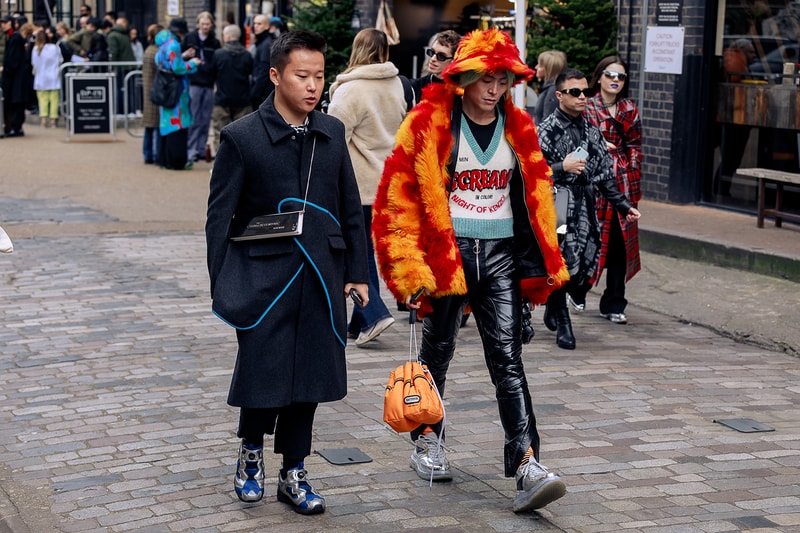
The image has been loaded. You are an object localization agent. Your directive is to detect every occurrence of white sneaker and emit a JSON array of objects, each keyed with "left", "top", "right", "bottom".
[
  {"left": 601, "top": 312, "right": 628, "bottom": 324},
  {"left": 566, "top": 293, "right": 585, "bottom": 312},
  {"left": 354, "top": 316, "right": 395, "bottom": 346},
  {"left": 0, "top": 226, "right": 13, "bottom": 253},
  {"left": 512, "top": 458, "right": 566, "bottom": 512},
  {"left": 410, "top": 432, "right": 451, "bottom": 481}
]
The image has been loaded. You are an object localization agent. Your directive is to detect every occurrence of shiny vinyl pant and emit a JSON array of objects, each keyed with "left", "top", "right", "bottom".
[{"left": 416, "top": 237, "right": 541, "bottom": 477}]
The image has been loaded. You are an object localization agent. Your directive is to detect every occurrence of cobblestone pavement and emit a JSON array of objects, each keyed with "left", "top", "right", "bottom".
[
  {"left": 1, "top": 231, "right": 799, "bottom": 533},
  {"left": 1, "top": 126, "right": 799, "bottom": 532}
]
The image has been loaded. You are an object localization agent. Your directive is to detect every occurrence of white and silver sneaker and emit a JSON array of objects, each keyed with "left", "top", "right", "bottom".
[
  {"left": 601, "top": 312, "right": 628, "bottom": 324},
  {"left": 566, "top": 293, "right": 585, "bottom": 312},
  {"left": 410, "top": 432, "right": 452, "bottom": 481},
  {"left": 512, "top": 458, "right": 566, "bottom": 513}
]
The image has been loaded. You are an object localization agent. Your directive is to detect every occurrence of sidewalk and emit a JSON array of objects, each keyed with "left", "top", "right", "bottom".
[{"left": 0, "top": 124, "right": 799, "bottom": 532}]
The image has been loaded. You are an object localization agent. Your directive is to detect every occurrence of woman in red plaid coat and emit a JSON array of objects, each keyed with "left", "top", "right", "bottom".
[{"left": 584, "top": 56, "right": 642, "bottom": 324}]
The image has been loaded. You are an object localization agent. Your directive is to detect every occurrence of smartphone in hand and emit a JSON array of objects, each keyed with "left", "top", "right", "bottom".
[
  {"left": 573, "top": 146, "right": 589, "bottom": 160},
  {"left": 349, "top": 288, "right": 364, "bottom": 308}
]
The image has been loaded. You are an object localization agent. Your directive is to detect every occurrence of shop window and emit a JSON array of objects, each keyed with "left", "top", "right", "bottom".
[{"left": 710, "top": 0, "right": 800, "bottom": 219}]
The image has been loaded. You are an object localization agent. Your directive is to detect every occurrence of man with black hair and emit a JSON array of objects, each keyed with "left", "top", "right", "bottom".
[
  {"left": 536, "top": 68, "right": 641, "bottom": 350},
  {"left": 373, "top": 28, "right": 569, "bottom": 513},
  {"left": 206, "top": 30, "right": 368, "bottom": 514}
]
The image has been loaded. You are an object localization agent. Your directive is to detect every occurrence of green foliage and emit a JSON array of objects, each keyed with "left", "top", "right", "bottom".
[
  {"left": 290, "top": 0, "right": 357, "bottom": 85},
  {"left": 528, "top": 0, "right": 618, "bottom": 78}
]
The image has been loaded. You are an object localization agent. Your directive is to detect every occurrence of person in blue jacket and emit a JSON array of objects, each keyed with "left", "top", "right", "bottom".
[{"left": 154, "top": 18, "right": 200, "bottom": 170}]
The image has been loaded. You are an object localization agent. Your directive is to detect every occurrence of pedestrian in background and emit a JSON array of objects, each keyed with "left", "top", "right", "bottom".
[
  {"left": 181, "top": 11, "right": 220, "bottom": 163},
  {"left": 107, "top": 17, "right": 134, "bottom": 114},
  {"left": 206, "top": 30, "right": 369, "bottom": 514},
  {"left": 409, "top": 30, "right": 460, "bottom": 103},
  {"left": 208, "top": 24, "right": 252, "bottom": 154},
  {"left": 584, "top": 56, "right": 642, "bottom": 325},
  {"left": 532, "top": 50, "right": 566, "bottom": 126},
  {"left": 328, "top": 28, "right": 409, "bottom": 346},
  {"left": 141, "top": 23, "right": 162, "bottom": 164},
  {"left": 54, "top": 22, "right": 73, "bottom": 63},
  {"left": 249, "top": 14, "right": 275, "bottom": 109},
  {"left": 30, "top": 29, "right": 61, "bottom": 128},
  {"left": 129, "top": 26, "right": 143, "bottom": 63},
  {"left": 2, "top": 16, "right": 31, "bottom": 137},
  {"left": 537, "top": 68, "right": 641, "bottom": 350},
  {"left": 155, "top": 18, "right": 200, "bottom": 170},
  {"left": 372, "top": 28, "right": 570, "bottom": 513}
]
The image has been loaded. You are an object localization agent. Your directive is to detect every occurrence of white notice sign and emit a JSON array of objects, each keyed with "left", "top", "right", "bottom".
[
  {"left": 645, "top": 26, "right": 685, "bottom": 74},
  {"left": 168, "top": 0, "right": 180, "bottom": 16}
]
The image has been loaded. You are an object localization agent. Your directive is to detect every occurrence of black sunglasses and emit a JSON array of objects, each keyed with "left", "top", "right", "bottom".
[
  {"left": 559, "top": 88, "right": 593, "bottom": 97},
  {"left": 425, "top": 48, "right": 453, "bottom": 62},
  {"left": 602, "top": 69, "right": 627, "bottom": 81}
]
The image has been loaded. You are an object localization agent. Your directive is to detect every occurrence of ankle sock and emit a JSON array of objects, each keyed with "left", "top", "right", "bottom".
[{"left": 519, "top": 447, "right": 534, "bottom": 468}]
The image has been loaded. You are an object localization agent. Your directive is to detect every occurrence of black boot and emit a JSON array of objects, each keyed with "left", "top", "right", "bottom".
[
  {"left": 543, "top": 303, "right": 557, "bottom": 332},
  {"left": 555, "top": 309, "right": 576, "bottom": 350}
]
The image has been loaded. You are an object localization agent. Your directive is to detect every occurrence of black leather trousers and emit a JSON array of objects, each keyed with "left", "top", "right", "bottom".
[{"left": 413, "top": 237, "right": 541, "bottom": 477}]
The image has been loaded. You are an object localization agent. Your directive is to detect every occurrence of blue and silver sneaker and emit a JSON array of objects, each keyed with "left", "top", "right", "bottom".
[
  {"left": 234, "top": 442, "right": 265, "bottom": 502},
  {"left": 277, "top": 462, "right": 326, "bottom": 515}
]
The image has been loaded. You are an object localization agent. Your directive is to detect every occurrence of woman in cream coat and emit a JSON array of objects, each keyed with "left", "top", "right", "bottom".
[{"left": 328, "top": 28, "right": 407, "bottom": 346}]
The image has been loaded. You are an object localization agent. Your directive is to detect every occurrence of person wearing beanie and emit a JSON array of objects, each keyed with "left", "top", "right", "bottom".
[{"left": 372, "top": 28, "right": 569, "bottom": 512}]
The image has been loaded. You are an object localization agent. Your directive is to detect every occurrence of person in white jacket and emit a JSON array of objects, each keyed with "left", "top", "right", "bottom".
[
  {"left": 327, "top": 28, "right": 408, "bottom": 346},
  {"left": 31, "top": 29, "right": 62, "bottom": 128}
]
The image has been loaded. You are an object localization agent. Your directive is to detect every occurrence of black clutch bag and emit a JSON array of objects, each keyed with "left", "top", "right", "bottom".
[{"left": 230, "top": 211, "right": 304, "bottom": 241}]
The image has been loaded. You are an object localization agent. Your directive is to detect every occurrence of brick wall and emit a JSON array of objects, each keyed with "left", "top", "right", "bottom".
[
  {"left": 617, "top": 0, "right": 711, "bottom": 203},
  {"left": 155, "top": 0, "right": 211, "bottom": 28}
]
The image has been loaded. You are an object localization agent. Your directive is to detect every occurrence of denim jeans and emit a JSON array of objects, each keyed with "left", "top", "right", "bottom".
[
  {"left": 348, "top": 205, "right": 392, "bottom": 336},
  {"left": 143, "top": 127, "right": 160, "bottom": 163},
  {"left": 187, "top": 85, "right": 214, "bottom": 159}
]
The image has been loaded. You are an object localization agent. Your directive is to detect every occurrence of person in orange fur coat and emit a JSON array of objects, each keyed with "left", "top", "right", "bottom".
[{"left": 372, "top": 28, "right": 569, "bottom": 512}]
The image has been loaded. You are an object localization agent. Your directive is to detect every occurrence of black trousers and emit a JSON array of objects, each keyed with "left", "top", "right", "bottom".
[
  {"left": 598, "top": 215, "right": 628, "bottom": 314},
  {"left": 412, "top": 237, "right": 540, "bottom": 477},
  {"left": 4, "top": 101, "right": 26, "bottom": 133},
  {"left": 159, "top": 129, "right": 188, "bottom": 170},
  {"left": 238, "top": 403, "right": 317, "bottom": 460}
]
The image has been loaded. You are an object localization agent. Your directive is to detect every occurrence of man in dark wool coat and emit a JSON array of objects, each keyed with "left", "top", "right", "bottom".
[{"left": 205, "top": 30, "right": 369, "bottom": 515}]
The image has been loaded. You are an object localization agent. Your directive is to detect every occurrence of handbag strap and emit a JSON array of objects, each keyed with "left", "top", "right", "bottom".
[{"left": 299, "top": 135, "right": 316, "bottom": 214}]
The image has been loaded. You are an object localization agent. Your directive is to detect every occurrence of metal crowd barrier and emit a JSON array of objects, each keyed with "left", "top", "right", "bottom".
[{"left": 58, "top": 61, "right": 144, "bottom": 137}]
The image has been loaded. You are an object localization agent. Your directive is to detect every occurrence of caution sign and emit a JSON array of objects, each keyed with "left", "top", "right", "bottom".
[
  {"left": 645, "top": 26, "right": 685, "bottom": 75},
  {"left": 67, "top": 73, "right": 115, "bottom": 136}
]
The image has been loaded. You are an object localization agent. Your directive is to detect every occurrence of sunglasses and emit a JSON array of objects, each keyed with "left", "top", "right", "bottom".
[
  {"left": 559, "top": 88, "right": 593, "bottom": 97},
  {"left": 425, "top": 48, "right": 453, "bottom": 62},
  {"left": 602, "top": 70, "right": 627, "bottom": 81}
]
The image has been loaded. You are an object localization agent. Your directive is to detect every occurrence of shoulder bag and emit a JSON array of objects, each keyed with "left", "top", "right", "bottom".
[{"left": 150, "top": 67, "right": 182, "bottom": 108}]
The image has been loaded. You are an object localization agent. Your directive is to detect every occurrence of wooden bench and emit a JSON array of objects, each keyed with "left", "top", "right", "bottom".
[{"left": 736, "top": 168, "right": 800, "bottom": 228}]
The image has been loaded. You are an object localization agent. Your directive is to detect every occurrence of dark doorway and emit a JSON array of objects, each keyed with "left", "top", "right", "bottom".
[{"left": 114, "top": 0, "right": 158, "bottom": 39}]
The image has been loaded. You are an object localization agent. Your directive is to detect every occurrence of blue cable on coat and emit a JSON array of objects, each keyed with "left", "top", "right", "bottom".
[{"left": 213, "top": 198, "right": 348, "bottom": 347}]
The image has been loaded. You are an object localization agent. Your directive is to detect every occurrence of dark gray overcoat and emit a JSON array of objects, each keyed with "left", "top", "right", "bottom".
[{"left": 206, "top": 94, "right": 369, "bottom": 408}]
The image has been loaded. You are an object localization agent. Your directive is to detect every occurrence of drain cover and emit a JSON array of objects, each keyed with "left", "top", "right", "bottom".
[
  {"left": 315, "top": 447, "right": 372, "bottom": 465},
  {"left": 713, "top": 418, "right": 775, "bottom": 433}
]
